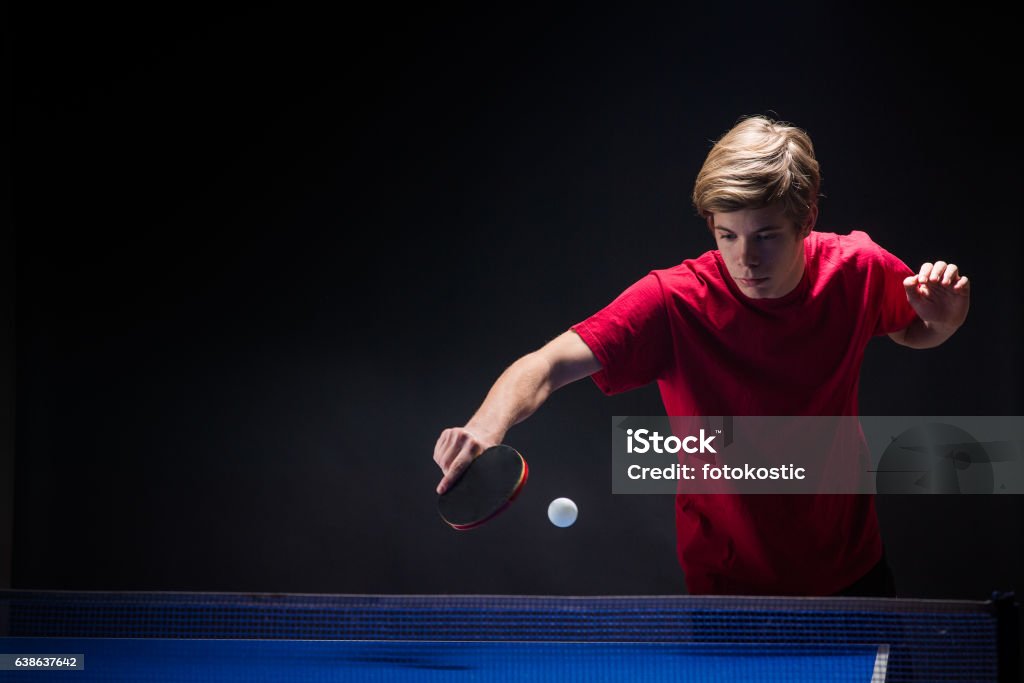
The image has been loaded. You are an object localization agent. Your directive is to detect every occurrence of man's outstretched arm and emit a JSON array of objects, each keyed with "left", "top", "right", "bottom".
[
  {"left": 433, "top": 330, "right": 601, "bottom": 494},
  {"left": 889, "top": 260, "right": 970, "bottom": 349}
]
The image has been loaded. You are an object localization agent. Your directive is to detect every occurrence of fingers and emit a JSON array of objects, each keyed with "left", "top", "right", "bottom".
[
  {"left": 437, "top": 448, "right": 475, "bottom": 495},
  {"left": 927, "top": 261, "right": 947, "bottom": 283},
  {"left": 915, "top": 261, "right": 969, "bottom": 293},
  {"left": 432, "top": 428, "right": 454, "bottom": 469},
  {"left": 925, "top": 261, "right": 959, "bottom": 285},
  {"left": 433, "top": 428, "right": 468, "bottom": 472},
  {"left": 903, "top": 273, "right": 926, "bottom": 299},
  {"left": 433, "top": 427, "right": 485, "bottom": 494}
]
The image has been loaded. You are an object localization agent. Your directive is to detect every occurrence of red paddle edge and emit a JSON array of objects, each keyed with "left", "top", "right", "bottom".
[{"left": 445, "top": 453, "right": 529, "bottom": 531}]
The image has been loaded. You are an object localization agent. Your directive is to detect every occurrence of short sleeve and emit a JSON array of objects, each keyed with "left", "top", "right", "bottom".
[
  {"left": 871, "top": 244, "right": 919, "bottom": 336},
  {"left": 571, "top": 273, "right": 673, "bottom": 395}
]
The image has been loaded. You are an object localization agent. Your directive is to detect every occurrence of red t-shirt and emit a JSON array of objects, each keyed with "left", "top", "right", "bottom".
[{"left": 571, "top": 230, "right": 918, "bottom": 595}]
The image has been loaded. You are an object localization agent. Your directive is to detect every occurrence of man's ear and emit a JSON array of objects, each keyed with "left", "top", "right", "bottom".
[
  {"left": 799, "top": 205, "right": 818, "bottom": 238},
  {"left": 705, "top": 213, "right": 716, "bottom": 234}
]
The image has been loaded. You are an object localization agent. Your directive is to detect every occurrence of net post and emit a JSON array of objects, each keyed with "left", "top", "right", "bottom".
[{"left": 991, "top": 591, "right": 1020, "bottom": 683}]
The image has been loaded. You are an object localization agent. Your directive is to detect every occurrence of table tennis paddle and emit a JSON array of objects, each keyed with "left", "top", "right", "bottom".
[{"left": 437, "top": 445, "right": 529, "bottom": 530}]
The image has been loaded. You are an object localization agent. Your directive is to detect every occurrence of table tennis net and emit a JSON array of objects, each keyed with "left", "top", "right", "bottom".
[{"left": 1, "top": 592, "right": 1015, "bottom": 682}]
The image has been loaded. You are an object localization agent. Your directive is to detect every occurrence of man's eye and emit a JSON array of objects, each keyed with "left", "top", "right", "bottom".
[
  {"left": 720, "top": 234, "right": 736, "bottom": 240},
  {"left": 758, "top": 234, "right": 776, "bottom": 241}
]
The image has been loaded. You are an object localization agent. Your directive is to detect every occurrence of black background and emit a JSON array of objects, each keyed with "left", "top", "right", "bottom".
[{"left": 11, "top": 5, "right": 1023, "bottom": 597}]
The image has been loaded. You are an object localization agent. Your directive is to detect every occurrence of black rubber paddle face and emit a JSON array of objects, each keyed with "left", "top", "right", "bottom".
[{"left": 438, "top": 445, "right": 529, "bottom": 530}]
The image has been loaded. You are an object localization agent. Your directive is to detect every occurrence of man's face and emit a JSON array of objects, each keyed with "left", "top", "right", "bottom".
[{"left": 709, "top": 204, "right": 814, "bottom": 299}]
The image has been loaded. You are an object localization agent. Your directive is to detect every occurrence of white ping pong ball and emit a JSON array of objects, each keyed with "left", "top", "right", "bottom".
[{"left": 547, "top": 498, "right": 578, "bottom": 528}]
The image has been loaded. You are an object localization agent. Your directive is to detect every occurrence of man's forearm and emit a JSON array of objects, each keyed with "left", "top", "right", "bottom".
[
  {"left": 894, "top": 317, "right": 959, "bottom": 349},
  {"left": 464, "top": 353, "right": 554, "bottom": 443}
]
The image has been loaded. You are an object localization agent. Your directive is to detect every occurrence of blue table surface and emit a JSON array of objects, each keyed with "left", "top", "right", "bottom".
[{"left": 0, "top": 638, "right": 884, "bottom": 682}]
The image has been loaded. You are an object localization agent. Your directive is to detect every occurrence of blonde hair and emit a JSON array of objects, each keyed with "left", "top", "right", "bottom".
[{"left": 692, "top": 115, "right": 821, "bottom": 230}]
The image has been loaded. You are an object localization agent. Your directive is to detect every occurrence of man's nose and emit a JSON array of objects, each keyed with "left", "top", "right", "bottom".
[{"left": 739, "top": 239, "right": 760, "bottom": 267}]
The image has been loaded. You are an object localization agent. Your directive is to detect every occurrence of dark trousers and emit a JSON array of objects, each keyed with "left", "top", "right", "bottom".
[{"left": 833, "top": 550, "right": 897, "bottom": 597}]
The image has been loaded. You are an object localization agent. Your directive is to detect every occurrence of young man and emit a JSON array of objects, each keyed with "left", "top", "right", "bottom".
[{"left": 432, "top": 116, "right": 970, "bottom": 596}]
